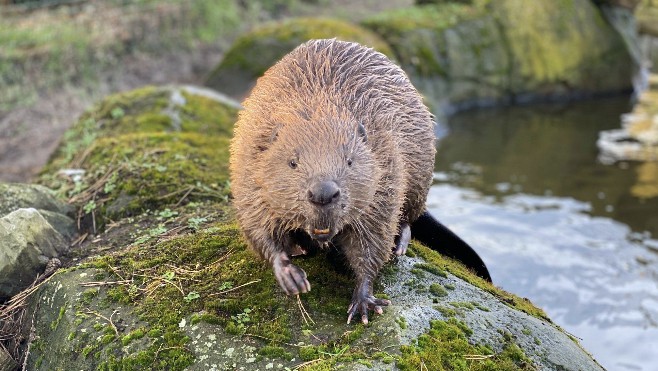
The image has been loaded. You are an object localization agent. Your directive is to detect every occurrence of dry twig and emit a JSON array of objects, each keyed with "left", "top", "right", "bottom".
[
  {"left": 84, "top": 309, "right": 119, "bottom": 337},
  {"left": 296, "top": 295, "right": 315, "bottom": 326},
  {"left": 208, "top": 279, "right": 261, "bottom": 297}
]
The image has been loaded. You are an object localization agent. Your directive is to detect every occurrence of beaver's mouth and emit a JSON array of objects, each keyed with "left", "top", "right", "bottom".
[{"left": 310, "top": 227, "right": 332, "bottom": 242}]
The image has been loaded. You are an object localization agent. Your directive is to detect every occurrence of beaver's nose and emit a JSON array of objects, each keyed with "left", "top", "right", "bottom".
[{"left": 308, "top": 180, "right": 340, "bottom": 206}]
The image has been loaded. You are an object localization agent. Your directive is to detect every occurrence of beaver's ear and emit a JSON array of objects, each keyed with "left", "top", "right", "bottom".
[
  {"left": 357, "top": 122, "right": 367, "bottom": 143},
  {"left": 256, "top": 123, "right": 282, "bottom": 152}
]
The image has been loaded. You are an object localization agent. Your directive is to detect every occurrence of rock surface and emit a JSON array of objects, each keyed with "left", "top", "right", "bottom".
[
  {"left": 205, "top": 1, "right": 634, "bottom": 116},
  {"left": 205, "top": 17, "right": 393, "bottom": 100},
  {"left": 0, "top": 208, "right": 69, "bottom": 300},
  {"left": 363, "top": 0, "right": 633, "bottom": 114},
  {"left": 0, "top": 183, "right": 74, "bottom": 300},
  {"left": 4, "top": 85, "right": 605, "bottom": 370},
  {"left": 637, "top": 0, "right": 658, "bottom": 37}
]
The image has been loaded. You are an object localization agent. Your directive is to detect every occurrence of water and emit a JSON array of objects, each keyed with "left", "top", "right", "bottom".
[{"left": 427, "top": 97, "right": 658, "bottom": 371}]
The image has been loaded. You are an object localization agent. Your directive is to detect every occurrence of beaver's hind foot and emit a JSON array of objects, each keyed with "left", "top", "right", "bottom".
[{"left": 347, "top": 280, "right": 391, "bottom": 324}]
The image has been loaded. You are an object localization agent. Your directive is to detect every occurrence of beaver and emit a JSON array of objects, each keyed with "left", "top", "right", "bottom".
[{"left": 230, "top": 39, "right": 490, "bottom": 324}]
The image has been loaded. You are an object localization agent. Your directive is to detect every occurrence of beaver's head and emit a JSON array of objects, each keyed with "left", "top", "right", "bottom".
[{"left": 256, "top": 118, "right": 379, "bottom": 242}]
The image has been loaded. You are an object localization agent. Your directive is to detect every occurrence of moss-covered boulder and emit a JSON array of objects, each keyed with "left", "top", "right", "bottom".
[
  {"left": 2, "top": 86, "right": 604, "bottom": 369},
  {"left": 40, "top": 85, "right": 241, "bottom": 233},
  {"left": 637, "top": 0, "right": 658, "bottom": 37},
  {"left": 204, "top": 17, "right": 393, "bottom": 99},
  {"left": 362, "top": 0, "right": 634, "bottom": 113}
]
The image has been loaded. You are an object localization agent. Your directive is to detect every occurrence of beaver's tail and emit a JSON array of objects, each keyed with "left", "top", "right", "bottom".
[{"left": 411, "top": 211, "right": 492, "bottom": 282}]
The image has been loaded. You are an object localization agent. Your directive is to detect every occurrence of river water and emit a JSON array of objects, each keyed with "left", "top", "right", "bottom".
[{"left": 427, "top": 97, "right": 658, "bottom": 371}]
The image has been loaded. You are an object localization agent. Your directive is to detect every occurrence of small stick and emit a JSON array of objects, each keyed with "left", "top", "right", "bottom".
[
  {"left": 208, "top": 279, "right": 261, "bottom": 297},
  {"left": 84, "top": 309, "right": 119, "bottom": 337},
  {"left": 296, "top": 295, "right": 315, "bottom": 326}
]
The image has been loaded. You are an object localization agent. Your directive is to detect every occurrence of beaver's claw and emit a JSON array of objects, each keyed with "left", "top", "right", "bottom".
[
  {"left": 393, "top": 222, "right": 411, "bottom": 256},
  {"left": 273, "top": 254, "right": 311, "bottom": 295},
  {"left": 346, "top": 292, "right": 391, "bottom": 325}
]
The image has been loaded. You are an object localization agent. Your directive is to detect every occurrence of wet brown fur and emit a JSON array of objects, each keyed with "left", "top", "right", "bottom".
[{"left": 229, "top": 39, "right": 435, "bottom": 322}]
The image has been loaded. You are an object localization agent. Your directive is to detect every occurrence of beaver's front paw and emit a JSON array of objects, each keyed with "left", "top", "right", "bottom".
[
  {"left": 347, "top": 286, "right": 391, "bottom": 324},
  {"left": 272, "top": 254, "right": 311, "bottom": 295}
]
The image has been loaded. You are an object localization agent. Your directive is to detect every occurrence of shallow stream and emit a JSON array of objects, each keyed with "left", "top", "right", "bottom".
[{"left": 428, "top": 97, "right": 658, "bottom": 371}]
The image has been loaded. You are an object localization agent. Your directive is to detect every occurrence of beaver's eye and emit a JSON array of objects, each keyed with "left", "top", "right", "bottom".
[
  {"left": 347, "top": 158, "right": 353, "bottom": 167},
  {"left": 289, "top": 159, "right": 298, "bottom": 169}
]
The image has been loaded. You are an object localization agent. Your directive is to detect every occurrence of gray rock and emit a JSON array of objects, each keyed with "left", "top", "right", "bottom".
[
  {"left": 377, "top": 257, "right": 605, "bottom": 370},
  {"left": 0, "top": 208, "right": 69, "bottom": 299},
  {"left": 0, "top": 183, "right": 75, "bottom": 240},
  {"left": 0, "top": 183, "right": 73, "bottom": 218},
  {"left": 22, "top": 253, "right": 604, "bottom": 370}
]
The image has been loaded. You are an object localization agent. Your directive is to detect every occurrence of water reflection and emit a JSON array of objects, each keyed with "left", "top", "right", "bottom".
[
  {"left": 430, "top": 97, "right": 658, "bottom": 371},
  {"left": 435, "top": 97, "right": 658, "bottom": 236}
]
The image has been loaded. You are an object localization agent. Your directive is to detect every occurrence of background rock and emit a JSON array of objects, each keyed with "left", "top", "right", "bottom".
[
  {"left": 363, "top": 0, "right": 634, "bottom": 114},
  {"left": 0, "top": 208, "right": 68, "bottom": 300},
  {"left": 0, "top": 182, "right": 75, "bottom": 300},
  {"left": 204, "top": 1, "right": 635, "bottom": 116},
  {"left": 0, "top": 183, "right": 73, "bottom": 218},
  {"left": 204, "top": 17, "right": 393, "bottom": 100}
]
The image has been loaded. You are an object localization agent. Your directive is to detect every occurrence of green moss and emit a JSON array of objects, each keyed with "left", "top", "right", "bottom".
[
  {"left": 81, "top": 344, "right": 99, "bottom": 358},
  {"left": 39, "top": 86, "right": 239, "bottom": 232},
  {"left": 397, "top": 318, "right": 534, "bottom": 370},
  {"left": 410, "top": 268, "right": 425, "bottom": 278},
  {"left": 450, "top": 302, "right": 476, "bottom": 310},
  {"left": 101, "top": 334, "right": 116, "bottom": 345},
  {"left": 373, "top": 351, "right": 396, "bottom": 364},
  {"left": 88, "top": 224, "right": 295, "bottom": 368},
  {"left": 50, "top": 305, "right": 67, "bottom": 331},
  {"left": 122, "top": 328, "right": 147, "bottom": 346},
  {"left": 410, "top": 243, "right": 549, "bottom": 320},
  {"left": 80, "top": 288, "right": 100, "bottom": 306},
  {"left": 258, "top": 345, "right": 294, "bottom": 361},
  {"left": 429, "top": 284, "right": 448, "bottom": 297},
  {"left": 363, "top": 3, "right": 482, "bottom": 34},
  {"left": 396, "top": 316, "right": 408, "bottom": 329},
  {"left": 434, "top": 306, "right": 457, "bottom": 317},
  {"left": 493, "top": 0, "right": 627, "bottom": 83},
  {"left": 415, "top": 263, "right": 448, "bottom": 278}
]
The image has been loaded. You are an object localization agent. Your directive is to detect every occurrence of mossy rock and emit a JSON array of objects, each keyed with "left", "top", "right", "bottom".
[
  {"left": 16, "top": 85, "right": 605, "bottom": 370},
  {"left": 638, "top": 0, "right": 658, "bottom": 37},
  {"left": 204, "top": 17, "right": 393, "bottom": 99},
  {"left": 362, "top": 0, "right": 633, "bottom": 113},
  {"left": 39, "top": 85, "right": 240, "bottom": 230}
]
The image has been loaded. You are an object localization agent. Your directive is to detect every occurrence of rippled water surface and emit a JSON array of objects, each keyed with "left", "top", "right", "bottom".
[{"left": 428, "top": 97, "right": 658, "bottom": 371}]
